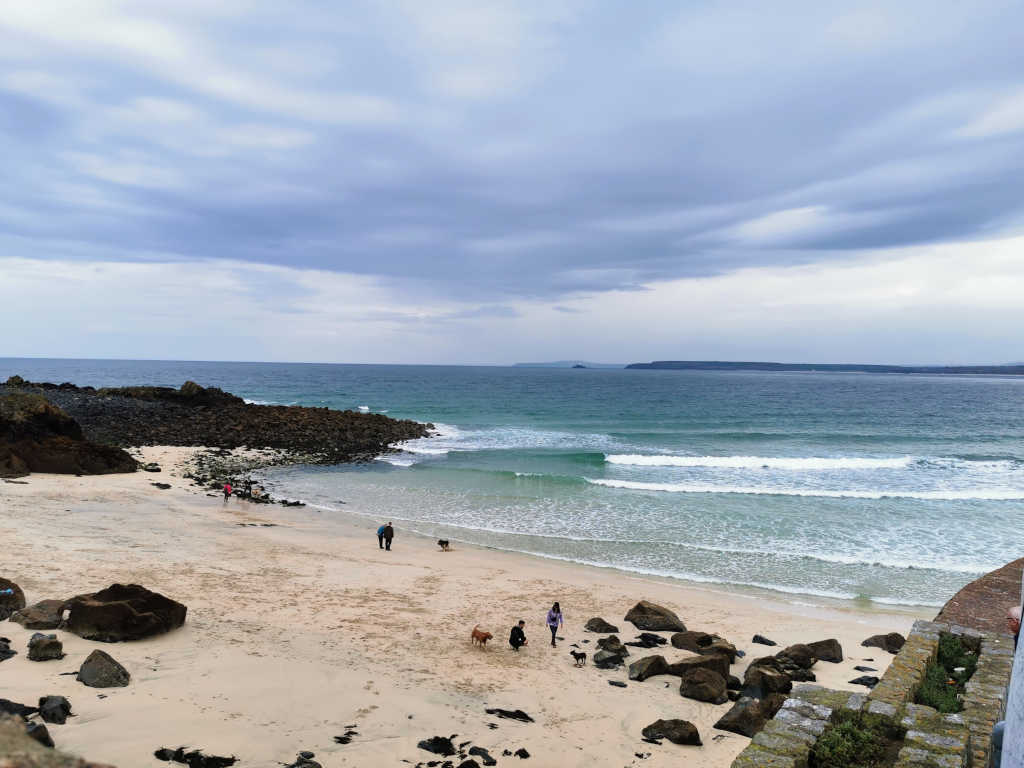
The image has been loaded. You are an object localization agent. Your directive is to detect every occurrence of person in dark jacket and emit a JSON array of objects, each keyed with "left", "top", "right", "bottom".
[
  {"left": 376, "top": 523, "right": 387, "bottom": 549},
  {"left": 382, "top": 522, "right": 394, "bottom": 551},
  {"left": 510, "top": 620, "right": 527, "bottom": 651}
]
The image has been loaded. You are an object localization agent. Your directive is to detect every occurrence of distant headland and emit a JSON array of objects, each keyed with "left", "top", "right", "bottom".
[{"left": 624, "top": 360, "right": 1024, "bottom": 374}]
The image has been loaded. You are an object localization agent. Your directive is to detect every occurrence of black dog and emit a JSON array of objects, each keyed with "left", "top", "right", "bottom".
[
  {"left": 437, "top": 539, "right": 450, "bottom": 551},
  {"left": 570, "top": 650, "right": 587, "bottom": 667}
]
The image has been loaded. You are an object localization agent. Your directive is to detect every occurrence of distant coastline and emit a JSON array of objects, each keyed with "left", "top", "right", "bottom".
[{"left": 625, "top": 360, "right": 1024, "bottom": 375}]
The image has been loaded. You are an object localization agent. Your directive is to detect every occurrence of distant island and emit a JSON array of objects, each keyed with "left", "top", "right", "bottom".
[
  {"left": 625, "top": 361, "right": 1024, "bottom": 375},
  {"left": 514, "top": 361, "right": 625, "bottom": 369}
]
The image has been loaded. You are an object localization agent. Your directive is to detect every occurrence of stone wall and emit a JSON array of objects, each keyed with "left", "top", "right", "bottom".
[{"left": 729, "top": 619, "right": 1014, "bottom": 768}]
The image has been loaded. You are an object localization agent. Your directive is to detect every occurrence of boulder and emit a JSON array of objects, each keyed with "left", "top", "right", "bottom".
[
  {"left": 679, "top": 668, "right": 728, "bottom": 704},
  {"left": 78, "top": 650, "right": 130, "bottom": 688},
  {"left": 727, "top": 674, "right": 742, "bottom": 690},
  {"left": 0, "top": 699, "right": 38, "bottom": 718},
  {"left": 595, "top": 635, "right": 629, "bottom": 657},
  {"left": 776, "top": 643, "right": 816, "bottom": 670},
  {"left": 751, "top": 634, "right": 777, "bottom": 646},
  {"left": 641, "top": 719, "right": 701, "bottom": 746},
  {"left": 742, "top": 663, "right": 792, "bottom": 696},
  {"left": 671, "top": 630, "right": 738, "bottom": 663},
  {"left": 417, "top": 736, "right": 456, "bottom": 756},
  {"left": 666, "top": 653, "right": 730, "bottom": 679},
  {"left": 0, "top": 577, "right": 27, "bottom": 621},
  {"left": 862, "top": 632, "right": 905, "bottom": 654},
  {"left": 807, "top": 638, "right": 843, "bottom": 663},
  {"left": 28, "top": 633, "right": 64, "bottom": 661},
  {"left": 66, "top": 583, "right": 186, "bottom": 642},
  {"left": 584, "top": 617, "right": 619, "bottom": 633},
  {"left": 628, "top": 655, "right": 669, "bottom": 681},
  {"left": 468, "top": 746, "right": 497, "bottom": 766},
  {"left": 38, "top": 696, "right": 73, "bottom": 725},
  {"left": 849, "top": 675, "right": 880, "bottom": 688},
  {"left": 0, "top": 393, "right": 136, "bottom": 478},
  {"left": 624, "top": 601, "right": 686, "bottom": 632},
  {"left": 713, "top": 693, "right": 787, "bottom": 738},
  {"left": 0, "top": 637, "right": 15, "bottom": 662},
  {"left": 11, "top": 599, "right": 65, "bottom": 630},
  {"left": 25, "top": 721, "right": 54, "bottom": 748},
  {"left": 593, "top": 650, "right": 625, "bottom": 669}
]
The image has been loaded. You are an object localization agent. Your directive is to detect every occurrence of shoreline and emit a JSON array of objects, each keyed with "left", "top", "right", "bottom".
[{"left": 1, "top": 446, "right": 931, "bottom": 768}]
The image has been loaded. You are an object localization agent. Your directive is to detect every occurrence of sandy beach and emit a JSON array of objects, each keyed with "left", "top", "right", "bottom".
[{"left": 1, "top": 447, "right": 930, "bottom": 768}]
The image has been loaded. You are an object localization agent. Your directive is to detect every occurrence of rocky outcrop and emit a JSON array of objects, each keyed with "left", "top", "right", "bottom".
[
  {"left": 670, "top": 630, "right": 737, "bottom": 663},
  {"left": 623, "top": 601, "right": 686, "bottom": 632},
  {"left": 861, "top": 632, "right": 906, "bottom": 654},
  {"left": 11, "top": 600, "right": 65, "bottom": 630},
  {"left": 628, "top": 655, "right": 669, "bottom": 681},
  {"left": 641, "top": 718, "right": 701, "bottom": 746},
  {"left": 1, "top": 378, "right": 431, "bottom": 465},
  {"left": 0, "top": 713, "right": 114, "bottom": 767},
  {"left": 666, "top": 652, "right": 730, "bottom": 679},
  {"left": 0, "top": 393, "right": 136, "bottom": 478},
  {"left": 713, "top": 693, "right": 787, "bottom": 737},
  {"left": 806, "top": 638, "right": 843, "bottom": 663},
  {"left": 584, "top": 617, "right": 619, "bottom": 633},
  {"left": 78, "top": 650, "right": 130, "bottom": 688},
  {"left": 0, "top": 577, "right": 27, "bottom": 621},
  {"left": 65, "top": 584, "right": 186, "bottom": 642}
]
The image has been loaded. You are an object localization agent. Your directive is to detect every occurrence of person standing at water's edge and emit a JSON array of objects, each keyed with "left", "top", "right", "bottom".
[
  {"left": 222, "top": 482, "right": 232, "bottom": 502},
  {"left": 382, "top": 522, "right": 394, "bottom": 551},
  {"left": 546, "top": 602, "right": 563, "bottom": 647},
  {"left": 377, "top": 523, "right": 387, "bottom": 549}
]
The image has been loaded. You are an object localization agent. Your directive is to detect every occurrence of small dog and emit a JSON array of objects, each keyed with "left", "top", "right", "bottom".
[
  {"left": 570, "top": 650, "right": 587, "bottom": 667},
  {"left": 437, "top": 539, "right": 450, "bottom": 551},
  {"left": 471, "top": 625, "right": 493, "bottom": 649}
]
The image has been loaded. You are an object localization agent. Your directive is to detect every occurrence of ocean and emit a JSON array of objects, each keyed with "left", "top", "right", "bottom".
[{"left": 5, "top": 357, "right": 1024, "bottom": 609}]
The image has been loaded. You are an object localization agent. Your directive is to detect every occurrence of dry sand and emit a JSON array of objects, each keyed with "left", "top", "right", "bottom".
[{"left": 0, "top": 447, "right": 930, "bottom": 768}]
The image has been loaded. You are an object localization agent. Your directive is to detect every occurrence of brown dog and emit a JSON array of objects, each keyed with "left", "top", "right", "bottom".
[{"left": 471, "top": 624, "right": 493, "bottom": 649}]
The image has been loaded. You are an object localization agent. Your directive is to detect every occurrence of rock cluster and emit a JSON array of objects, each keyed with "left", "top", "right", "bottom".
[{"left": 1, "top": 377, "right": 432, "bottom": 465}]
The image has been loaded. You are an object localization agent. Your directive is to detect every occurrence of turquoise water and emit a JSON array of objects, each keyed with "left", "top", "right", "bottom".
[{"left": 6, "top": 358, "right": 1024, "bottom": 607}]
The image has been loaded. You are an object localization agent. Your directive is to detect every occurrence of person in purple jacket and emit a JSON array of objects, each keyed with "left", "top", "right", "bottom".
[{"left": 546, "top": 602, "right": 563, "bottom": 647}]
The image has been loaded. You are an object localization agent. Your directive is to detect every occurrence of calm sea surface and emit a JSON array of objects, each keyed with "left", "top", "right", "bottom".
[{"left": 6, "top": 357, "right": 1024, "bottom": 608}]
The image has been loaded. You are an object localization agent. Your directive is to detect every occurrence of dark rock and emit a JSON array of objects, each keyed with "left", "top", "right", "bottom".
[
  {"left": 608, "top": 680, "right": 627, "bottom": 688},
  {"left": 666, "top": 653, "right": 730, "bottom": 679},
  {"left": 154, "top": 748, "right": 238, "bottom": 768},
  {"left": 742, "top": 664, "right": 792, "bottom": 696},
  {"left": 641, "top": 719, "right": 701, "bottom": 746},
  {"left": 628, "top": 655, "right": 669, "bottom": 681},
  {"left": 624, "top": 601, "right": 686, "bottom": 632},
  {"left": 669, "top": 630, "right": 736, "bottom": 662},
  {"left": 751, "top": 634, "right": 777, "bottom": 646},
  {"left": 849, "top": 675, "right": 880, "bottom": 688},
  {"left": 418, "top": 737, "right": 457, "bottom": 756},
  {"left": 0, "top": 393, "right": 136, "bottom": 478},
  {"left": 468, "top": 746, "right": 496, "bottom": 766},
  {"left": 789, "top": 669, "right": 817, "bottom": 682},
  {"left": 513, "top": 748, "right": 530, "bottom": 759},
  {"left": 776, "top": 644, "right": 816, "bottom": 669},
  {"left": 0, "top": 698, "right": 39, "bottom": 718},
  {"left": 0, "top": 637, "right": 15, "bottom": 662},
  {"left": 11, "top": 599, "right": 65, "bottom": 630},
  {"left": 862, "top": 632, "right": 905, "bottom": 654},
  {"left": 807, "top": 638, "right": 843, "bottom": 663},
  {"left": 0, "top": 577, "right": 27, "bottom": 621},
  {"left": 457, "top": 761, "right": 480, "bottom": 768},
  {"left": 28, "top": 632, "right": 65, "bottom": 661},
  {"left": 151, "top": 482, "right": 172, "bottom": 490},
  {"left": 78, "top": 649, "right": 130, "bottom": 687},
  {"left": 593, "top": 649, "right": 626, "bottom": 669},
  {"left": 854, "top": 665, "right": 877, "bottom": 672},
  {"left": 26, "top": 721, "right": 55, "bottom": 748},
  {"left": 66, "top": 583, "right": 187, "bottom": 642},
  {"left": 584, "top": 617, "right": 619, "bottom": 633},
  {"left": 38, "top": 696, "right": 73, "bottom": 725},
  {"left": 679, "top": 668, "right": 728, "bottom": 705},
  {"left": 595, "top": 635, "right": 629, "bottom": 657},
  {"left": 485, "top": 708, "right": 533, "bottom": 723},
  {"left": 713, "top": 693, "right": 787, "bottom": 737},
  {"left": 727, "top": 674, "right": 742, "bottom": 690}
]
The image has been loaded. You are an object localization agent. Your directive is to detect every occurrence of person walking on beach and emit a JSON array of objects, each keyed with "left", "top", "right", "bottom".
[
  {"left": 376, "top": 523, "right": 387, "bottom": 549},
  {"left": 510, "top": 620, "right": 528, "bottom": 651},
  {"left": 222, "top": 482, "right": 232, "bottom": 501},
  {"left": 382, "top": 522, "right": 394, "bottom": 551},
  {"left": 546, "top": 602, "right": 563, "bottom": 647}
]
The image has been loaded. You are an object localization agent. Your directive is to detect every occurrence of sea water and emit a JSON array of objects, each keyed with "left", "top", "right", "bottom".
[{"left": 5, "top": 358, "right": 1024, "bottom": 608}]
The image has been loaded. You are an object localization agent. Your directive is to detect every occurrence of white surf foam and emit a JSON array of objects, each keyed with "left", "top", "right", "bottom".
[
  {"left": 605, "top": 454, "right": 912, "bottom": 470},
  {"left": 243, "top": 398, "right": 277, "bottom": 405},
  {"left": 374, "top": 456, "right": 415, "bottom": 467},
  {"left": 358, "top": 405, "right": 370, "bottom": 412},
  {"left": 584, "top": 478, "right": 1024, "bottom": 500}
]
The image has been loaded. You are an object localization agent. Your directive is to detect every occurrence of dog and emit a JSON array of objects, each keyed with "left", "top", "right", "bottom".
[
  {"left": 437, "top": 539, "right": 450, "bottom": 551},
  {"left": 471, "top": 625, "right": 493, "bottom": 649},
  {"left": 570, "top": 650, "right": 587, "bottom": 667}
]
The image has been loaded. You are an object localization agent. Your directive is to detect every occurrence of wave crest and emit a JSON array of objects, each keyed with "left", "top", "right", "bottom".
[{"left": 605, "top": 454, "right": 912, "bottom": 470}]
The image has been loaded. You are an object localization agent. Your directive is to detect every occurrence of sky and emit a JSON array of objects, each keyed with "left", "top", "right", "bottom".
[{"left": 2, "top": 1, "right": 1024, "bottom": 365}]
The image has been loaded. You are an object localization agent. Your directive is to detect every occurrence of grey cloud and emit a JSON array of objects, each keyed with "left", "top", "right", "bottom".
[{"left": 0, "top": 0, "right": 1022, "bottom": 302}]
